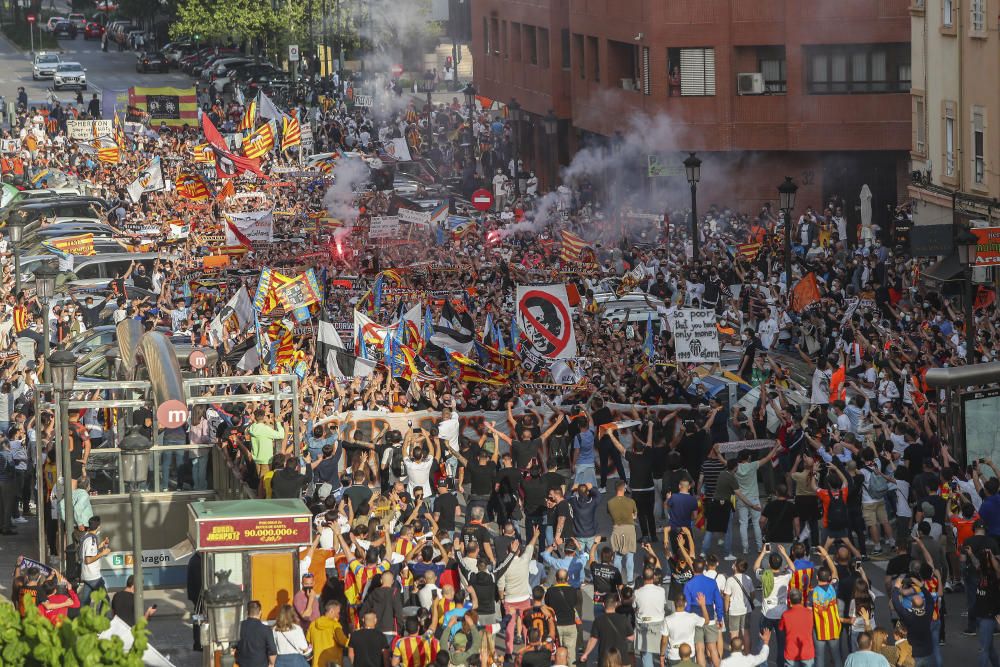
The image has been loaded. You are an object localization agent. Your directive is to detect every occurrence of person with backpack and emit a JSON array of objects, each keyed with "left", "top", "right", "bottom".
[
  {"left": 817, "top": 465, "right": 852, "bottom": 551},
  {"left": 859, "top": 449, "right": 895, "bottom": 557}
]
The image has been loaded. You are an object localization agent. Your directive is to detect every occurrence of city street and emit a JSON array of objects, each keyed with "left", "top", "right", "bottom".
[{"left": 0, "top": 30, "right": 191, "bottom": 110}]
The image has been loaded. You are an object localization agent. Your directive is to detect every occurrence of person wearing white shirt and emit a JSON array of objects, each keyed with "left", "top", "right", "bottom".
[
  {"left": 758, "top": 314, "right": 779, "bottom": 351},
  {"left": 722, "top": 560, "right": 754, "bottom": 649},
  {"left": 273, "top": 607, "right": 311, "bottom": 658},
  {"left": 635, "top": 569, "right": 668, "bottom": 667},
  {"left": 659, "top": 591, "right": 707, "bottom": 666},
  {"left": 719, "top": 631, "right": 771, "bottom": 667}
]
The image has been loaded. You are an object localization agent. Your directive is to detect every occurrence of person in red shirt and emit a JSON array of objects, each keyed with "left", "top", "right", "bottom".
[
  {"left": 37, "top": 575, "right": 80, "bottom": 625},
  {"left": 779, "top": 587, "right": 815, "bottom": 667}
]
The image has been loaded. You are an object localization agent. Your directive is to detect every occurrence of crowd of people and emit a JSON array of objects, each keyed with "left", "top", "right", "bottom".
[{"left": 0, "top": 57, "right": 998, "bottom": 667}]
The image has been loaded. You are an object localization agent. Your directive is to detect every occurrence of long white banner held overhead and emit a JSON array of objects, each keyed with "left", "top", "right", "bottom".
[
  {"left": 668, "top": 308, "right": 720, "bottom": 363},
  {"left": 516, "top": 284, "right": 577, "bottom": 370},
  {"left": 224, "top": 209, "right": 274, "bottom": 245}
]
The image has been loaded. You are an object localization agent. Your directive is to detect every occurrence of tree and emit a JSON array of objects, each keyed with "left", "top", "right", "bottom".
[{"left": 0, "top": 593, "right": 149, "bottom": 667}]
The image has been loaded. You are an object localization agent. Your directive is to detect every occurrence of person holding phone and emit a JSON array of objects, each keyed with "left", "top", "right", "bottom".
[{"left": 111, "top": 574, "right": 158, "bottom": 627}]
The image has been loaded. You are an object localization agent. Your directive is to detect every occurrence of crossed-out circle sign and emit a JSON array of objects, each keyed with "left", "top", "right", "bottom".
[
  {"left": 518, "top": 289, "right": 574, "bottom": 358},
  {"left": 472, "top": 188, "right": 493, "bottom": 212}
]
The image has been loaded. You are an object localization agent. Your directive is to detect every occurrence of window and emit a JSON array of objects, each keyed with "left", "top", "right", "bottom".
[
  {"left": 511, "top": 23, "right": 522, "bottom": 61},
  {"left": 974, "top": 109, "right": 985, "bottom": 184},
  {"left": 642, "top": 46, "right": 651, "bottom": 95},
  {"left": 561, "top": 29, "right": 570, "bottom": 69},
  {"left": 945, "top": 108, "right": 955, "bottom": 176},
  {"left": 587, "top": 36, "right": 599, "bottom": 81},
  {"left": 805, "top": 44, "right": 910, "bottom": 94},
  {"left": 573, "top": 33, "right": 584, "bottom": 79},
  {"left": 677, "top": 47, "right": 716, "bottom": 96},
  {"left": 525, "top": 25, "right": 537, "bottom": 65},
  {"left": 539, "top": 28, "right": 550, "bottom": 68},
  {"left": 944, "top": 0, "right": 954, "bottom": 25},
  {"left": 760, "top": 58, "right": 786, "bottom": 93},
  {"left": 490, "top": 18, "right": 499, "bottom": 55},
  {"left": 915, "top": 96, "right": 926, "bottom": 153},
  {"left": 501, "top": 21, "right": 507, "bottom": 59},
  {"left": 483, "top": 18, "right": 488, "bottom": 54},
  {"left": 972, "top": 0, "right": 985, "bottom": 31}
]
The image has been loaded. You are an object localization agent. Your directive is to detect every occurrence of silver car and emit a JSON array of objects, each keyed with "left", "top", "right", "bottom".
[
  {"left": 32, "top": 52, "right": 61, "bottom": 80},
  {"left": 53, "top": 62, "right": 87, "bottom": 90}
]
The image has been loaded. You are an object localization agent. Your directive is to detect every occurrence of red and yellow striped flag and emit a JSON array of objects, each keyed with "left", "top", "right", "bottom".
[
  {"left": 736, "top": 241, "right": 762, "bottom": 261},
  {"left": 559, "top": 230, "right": 591, "bottom": 263},
  {"left": 216, "top": 179, "right": 235, "bottom": 201},
  {"left": 192, "top": 143, "right": 215, "bottom": 163},
  {"left": 97, "top": 147, "right": 120, "bottom": 163},
  {"left": 175, "top": 169, "right": 211, "bottom": 201},
  {"left": 239, "top": 99, "right": 257, "bottom": 133},
  {"left": 281, "top": 114, "right": 301, "bottom": 151},
  {"left": 242, "top": 122, "right": 275, "bottom": 160}
]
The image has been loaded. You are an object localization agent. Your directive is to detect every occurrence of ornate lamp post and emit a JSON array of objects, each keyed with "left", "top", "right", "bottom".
[
  {"left": 33, "top": 261, "right": 59, "bottom": 383},
  {"left": 48, "top": 349, "right": 77, "bottom": 567},
  {"left": 683, "top": 152, "right": 702, "bottom": 258},
  {"left": 778, "top": 176, "right": 799, "bottom": 293}
]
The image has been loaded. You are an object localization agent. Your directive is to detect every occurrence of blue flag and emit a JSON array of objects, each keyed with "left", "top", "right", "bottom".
[
  {"left": 483, "top": 312, "right": 493, "bottom": 343},
  {"left": 423, "top": 305, "right": 434, "bottom": 341},
  {"left": 510, "top": 316, "right": 520, "bottom": 352},
  {"left": 373, "top": 274, "right": 384, "bottom": 313},
  {"left": 358, "top": 329, "right": 369, "bottom": 359},
  {"left": 496, "top": 321, "right": 506, "bottom": 352},
  {"left": 643, "top": 311, "right": 655, "bottom": 361}
]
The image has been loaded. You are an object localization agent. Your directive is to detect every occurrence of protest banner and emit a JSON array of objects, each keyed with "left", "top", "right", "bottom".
[
  {"left": 67, "top": 119, "right": 114, "bottom": 141},
  {"left": 667, "top": 309, "right": 720, "bottom": 363},
  {"left": 516, "top": 284, "right": 578, "bottom": 370},
  {"left": 225, "top": 210, "right": 275, "bottom": 245},
  {"left": 398, "top": 208, "right": 432, "bottom": 225},
  {"left": 716, "top": 439, "right": 776, "bottom": 455},
  {"left": 46, "top": 233, "right": 96, "bottom": 256},
  {"left": 368, "top": 216, "right": 400, "bottom": 239}
]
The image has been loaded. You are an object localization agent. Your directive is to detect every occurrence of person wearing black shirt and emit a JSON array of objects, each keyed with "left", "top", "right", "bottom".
[
  {"left": 270, "top": 457, "right": 307, "bottom": 499},
  {"left": 589, "top": 539, "right": 623, "bottom": 605},
  {"left": 610, "top": 423, "right": 657, "bottom": 540},
  {"left": 492, "top": 453, "right": 523, "bottom": 526},
  {"left": 580, "top": 595, "right": 634, "bottom": 664},
  {"left": 460, "top": 505, "right": 496, "bottom": 563},
  {"left": 517, "top": 628, "right": 554, "bottom": 667},
  {"left": 235, "top": 601, "right": 277, "bottom": 667},
  {"left": 342, "top": 472, "right": 373, "bottom": 514},
  {"left": 545, "top": 570, "right": 582, "bottom": 656},
  {"left": 591, "top": 397, "right": 626, "bottom": 491},
  {"left": 465, "top": 449, "right": 498, "bottom": 510},
  {"left": 433, "top": 479, "right": 460, "bottom": 532},
  {"left": 546, "top": 487, "right": 575, "bottom": 546},
  {"left": 348, "top": 611, "right": 390, "bottom": 667},
  {"left": 498, "top": 413, "right": 564, "bottom": 471},
  {"left": 760, "top": 484, "right": 798, "bottom": 545},
  {"left": 111, "top": 575, "right": 154, "bottom": 627},
  {"left": 522, "top": 467, "right": 551, "bottom": 546},
  {"left": 494, "top": 522, "right": 523, "bottom": 563}
]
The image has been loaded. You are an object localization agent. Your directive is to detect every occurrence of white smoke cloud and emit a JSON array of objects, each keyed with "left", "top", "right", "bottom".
[{"left": 323, "top": 155, "right": 371, "bottom": 236}]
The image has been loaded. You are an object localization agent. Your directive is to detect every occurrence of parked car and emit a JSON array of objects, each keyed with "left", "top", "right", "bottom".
[
  {"left": 52, "top": 21, "right": 77, "bottom": 39},
  {"left": 212, "top": 61, "right": 273, "bottom": 94},
  {"left": 53, "top": 62, "right": 87, "bottom": 90},
  {"left": 31, "top": 52, "right": 61, "bottom": 80},
  {"left": 136, "top": 51, "right": 168, "bottom": 73},
  {"left": 83, "top": 21, "right": 104, "bottom": 39},
  {"left": 161, "top": 41, "right": 195, "bottom": 65},
  {"left": 67, "top": 12, "right": 87, "bottom": 29}
]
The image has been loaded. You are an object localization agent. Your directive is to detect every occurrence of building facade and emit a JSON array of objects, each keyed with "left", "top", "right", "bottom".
[
  {"left": 909, "top": 0, "right": 1000, "bottom": 244},
  {"left": 472, "top": 0, "right": 912, "bottom": 222}
]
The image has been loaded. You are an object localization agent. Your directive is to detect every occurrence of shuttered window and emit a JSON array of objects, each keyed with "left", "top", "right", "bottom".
[
  {"left": 679, "top": 48, "right": 716, "bottom": 96},
  {"left": 642, "top": 46, "right": 651, "bottom": 95}
]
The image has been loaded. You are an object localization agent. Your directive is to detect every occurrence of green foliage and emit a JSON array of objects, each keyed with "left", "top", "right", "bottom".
[
  {"left": 1, "top": 23, "right": 58, "bottom": 50},
  {"left": 0, "top": 591, "right": 149, "bottom": 667}
]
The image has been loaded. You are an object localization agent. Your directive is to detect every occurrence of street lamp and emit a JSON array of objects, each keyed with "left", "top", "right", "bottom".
[
  {"left": 778, "top": 176, "right": 799, "bottom": 294},
  {"left": 463, "top": 82, "right": 477, "bottom": 162},
  {"left": 419, "top": 71, "right": 436, "bottom": 152},
  {"left": 543, "top": 110, "right": 558, "bottom": 193},
  {"left": 683, "top": 152, "right": 702, "bottom": 259},
  {"left": 120, "top": 428, "right": 153, "bottom": 627},
  {"left": 33, "top": 261, "right": 59, "bottom": 383},
  {"left": 508, "top": 98, "right": 522, "bottom": 198},
  {"left": 8, "top": 211, "right": 25, "bottom": 295},
  {"left": 206, "top": 570, "right": 245, "bottom": 665},
  {"left": 956, "top": 225, "right": 980, "bottom": 364},
  {"left": 48, "top": 348, "right": 78, "bottom": 568}
]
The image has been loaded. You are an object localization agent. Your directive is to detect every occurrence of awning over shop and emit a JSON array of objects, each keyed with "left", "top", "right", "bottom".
[{"left": 921, "top": 252, "right": 964, "bottom": 284}]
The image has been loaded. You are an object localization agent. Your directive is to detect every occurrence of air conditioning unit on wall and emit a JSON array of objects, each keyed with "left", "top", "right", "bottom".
[{"left": 737, "top": 72, "right": 765, "bottom": 95}]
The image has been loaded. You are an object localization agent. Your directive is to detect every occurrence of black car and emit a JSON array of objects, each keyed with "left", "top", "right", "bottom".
[
  {"left": 53, "top": 20, "right": 77, "bottom": 38},
  {"left": 136, "top": 51, "right": 168, "bottom": 73}
]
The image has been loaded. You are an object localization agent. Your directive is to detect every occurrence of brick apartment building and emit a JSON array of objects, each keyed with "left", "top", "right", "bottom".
[{"left": 472, "top": 0, "right": 912, "bottom": 223}]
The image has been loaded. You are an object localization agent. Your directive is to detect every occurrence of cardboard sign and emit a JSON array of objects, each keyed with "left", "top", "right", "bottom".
[
  {"left": 667, "top": 309, "right": 720, "bottom": 363},
  {"left": 398, "top": 208, "right": 432, "bottom": 225},
  {"left": 368, "top": 215, "right": 400, "bottom": 239},
  {"left": 67, "top": 119, "right": 114, "bottom": 141}
]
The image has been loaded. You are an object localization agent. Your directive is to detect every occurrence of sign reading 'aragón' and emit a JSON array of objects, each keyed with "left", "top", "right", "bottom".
[{"left": 196, "top": 516, "right": 312, "bottom": 550}]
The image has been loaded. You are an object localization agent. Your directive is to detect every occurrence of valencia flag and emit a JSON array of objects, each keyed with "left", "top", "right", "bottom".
[
  {"left": 789, "top": 272, "right": 821, "bottom": 312},
  {"left": 281, "top": 114, "right": 301, "bottom": 151},
  {"left": 239, "top": 99, "right": 257, "bottom": 133},
  {"left": 175, "top": 170, "right": 211, "bottom": 201},
  {"left": 128, "top": 86, "right": 197, "bottom": 128},
  {"left": 242, "top": 122, "right": 276, "bottom": 160},
  {"left": 200, "top": 112, "right": 265, "bottom": 178}
]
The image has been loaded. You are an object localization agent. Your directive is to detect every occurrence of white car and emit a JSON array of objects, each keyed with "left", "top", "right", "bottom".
[
  {"left": 44, "top": 16, "right": 64, "bottom": 32},
  {"left": 32, "top": 52, "right": 61, "bottom": 80},
  {"left": 53, "top": 62, "right": 87, "bottom": 90},
  {"left": 67, "top": 12, "right": 87, "bottom": 29}
]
